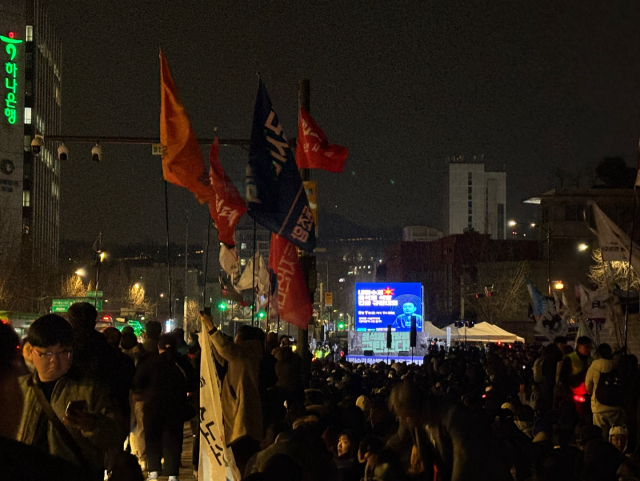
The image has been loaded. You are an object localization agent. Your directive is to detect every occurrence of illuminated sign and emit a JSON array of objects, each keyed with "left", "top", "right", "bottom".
[
  {"left": 355, "top": 282, "right": 423, "bottom": 332},
  {"left": 1, "top": 32, "right": 22, "bottom": 125}
]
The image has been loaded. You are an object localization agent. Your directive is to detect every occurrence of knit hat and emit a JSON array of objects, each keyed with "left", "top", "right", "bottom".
[
  {"left": 501, "top": 402, "right": 516, "bottom": 414},
  {"left": 356, "top": 395, "right": 372, "bottom": 416},
  {"left": 609, "top": 425, "right": 629, "bottom": 437}
]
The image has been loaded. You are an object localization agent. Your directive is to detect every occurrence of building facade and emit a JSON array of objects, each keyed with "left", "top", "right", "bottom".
[
  {"left": 0, "top": 0, "right": 61, "bottom": 310},
  {"left": 378, "top": 232, "right": 539, "bottom": 325},
  {"left": 444, "top": 157, "right": 506, "bottom": 239},
  {"left": 524, "top": 188, "right": 636, "bottom": 296}
]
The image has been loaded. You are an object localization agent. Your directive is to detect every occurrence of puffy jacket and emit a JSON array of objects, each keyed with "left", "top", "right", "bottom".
[
  {"left": 586, "top": 358, "right": 622, "bottom": 413},
  {"left": 16, "top": 372, "right": 126, "bottom": 476},
  {"left": 210, "top": 331, "right": 263, "bottom": 443}
]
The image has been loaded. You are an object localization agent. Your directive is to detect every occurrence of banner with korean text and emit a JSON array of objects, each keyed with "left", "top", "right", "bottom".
[
  {"left": 198, "top": 336, "right": 241, "bottom": 481},
  {"left": 246, "top": 80, "right": 316, "bottom": 251}
]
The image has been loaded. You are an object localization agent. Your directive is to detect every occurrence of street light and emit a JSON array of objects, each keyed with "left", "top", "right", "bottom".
[
  {"left": 75, "top": 268, "right": 86, "bottom": 277},
  {"left": 554, "top": 281, "right": 564, "bottom": 290},
  {"left": 578, "top": 243, "right": 589, "bottom": 252},
  {"left": 508, "top": 220, "right": 517, "bottom": 227}
]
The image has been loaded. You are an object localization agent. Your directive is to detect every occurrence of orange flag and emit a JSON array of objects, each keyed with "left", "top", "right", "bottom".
[{"left": 159, "top": 50, "right": 215, "bottom": 205}]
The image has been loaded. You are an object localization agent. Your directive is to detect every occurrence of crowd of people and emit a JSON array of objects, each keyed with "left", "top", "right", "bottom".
[{"left": 2, "top": 305, "right": 640, "bottom": 481}]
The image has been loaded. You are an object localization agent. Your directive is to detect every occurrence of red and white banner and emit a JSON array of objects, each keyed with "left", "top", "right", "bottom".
[
  {"left": 268, "top": 233, "right": 312, "bottom": 330},
  {"left": 208, "top": 137, "right": 247, "bottom": 246},
  {"left": 295, "top": 107, "right": 348, "bottom": 173}
]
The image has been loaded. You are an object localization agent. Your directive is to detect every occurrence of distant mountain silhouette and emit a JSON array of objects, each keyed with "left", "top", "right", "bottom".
[{"left": 317, "top": 212, "right": 401, "bottom": 241}]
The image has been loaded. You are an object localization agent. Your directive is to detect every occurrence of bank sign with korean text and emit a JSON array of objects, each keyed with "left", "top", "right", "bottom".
[{"left": 2, "top": 32, "right": 22, "bottom": 125}]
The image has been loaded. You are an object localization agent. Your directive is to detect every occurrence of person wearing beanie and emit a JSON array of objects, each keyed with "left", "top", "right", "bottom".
[
  {"left": 610, "top": 424, "right": 629, "bottom": 454},
  {"left": 356, "top": 395, "right": 372, "bottom": 421}
]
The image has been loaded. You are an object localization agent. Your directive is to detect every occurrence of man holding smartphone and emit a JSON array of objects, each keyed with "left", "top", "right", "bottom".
[{"left": 15, "top": 314, "right": 126, "bottom": 481}]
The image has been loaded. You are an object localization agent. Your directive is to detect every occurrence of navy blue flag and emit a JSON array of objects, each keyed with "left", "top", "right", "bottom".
[{"left": 246, "top": 80, "right": 316, "bottom": 251}]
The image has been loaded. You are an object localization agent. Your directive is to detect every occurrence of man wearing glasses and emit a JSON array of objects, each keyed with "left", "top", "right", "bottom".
[{"left": 15, "top": 314, "right": 125, "bottom": 480}]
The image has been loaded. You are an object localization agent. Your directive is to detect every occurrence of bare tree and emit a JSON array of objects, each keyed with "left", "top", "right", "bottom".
[
  {"left": 125, "top": 283, "right": 154, "bottom": 315},
  {"left": 60, "top": 275, "right": 87, "bottom": 298},
  {"left": 588, "top": 248, "right": 640, "bottom": 291},
  {"left": 466, "top": 261, "right": 530, "bottom": 326},
  {"left": 184, "top": 299, "right": 200, "bottom": 333}
]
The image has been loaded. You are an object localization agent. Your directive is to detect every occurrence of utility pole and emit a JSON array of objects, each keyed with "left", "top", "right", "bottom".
[
  {"left": 298, "top": 79, "right": 316, "bottom": 374},
  {"left": 94, "top": 231, "right": 103, "bottom": 309},
  {"left": 183, "top": 212, "right": 189, "bottom": 336}
]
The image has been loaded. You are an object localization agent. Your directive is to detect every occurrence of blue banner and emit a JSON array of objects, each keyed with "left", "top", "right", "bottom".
[{"left": 246, "top": 80, "right": 316, "bottom": 251}]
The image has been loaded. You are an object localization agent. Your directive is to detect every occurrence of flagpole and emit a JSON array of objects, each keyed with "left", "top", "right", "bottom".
[
  {"left": 624, "top": 186, "right": 638, "bottom": 352},
  {"left": 251, "top": 218, "right": 257, "bottom": 326},
  {"left": 298, "top": 78, "right": 312, "bottom": 373},
  {"left": 164, "top": 181, "right": 173, "bottom": 322},
  {"left": 202, "top": 217, "right": 212, "bottom": 308}
]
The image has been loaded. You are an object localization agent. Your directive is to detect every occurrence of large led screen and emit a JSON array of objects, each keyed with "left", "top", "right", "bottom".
[{"left": 355, "top": 282, "right": 423, "bottom": 332}]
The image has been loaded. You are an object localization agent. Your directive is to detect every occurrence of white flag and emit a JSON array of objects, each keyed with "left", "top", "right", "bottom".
[
  {"left": 199, "top": 336, "right": 241, "bottom": 481},
  {"left": 235, "top": 253, "right": 270, "bottom": 295},
  {"left": 590, "top": 203, "right": 640, "bottom": 268},
  {"left": 219, "top": 245, "right": 241, "bottom": 280}
]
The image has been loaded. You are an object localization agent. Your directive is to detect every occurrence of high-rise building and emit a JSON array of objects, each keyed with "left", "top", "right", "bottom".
[
  {"left": 444, "top": 156, "right": 506, "bottom": 240},
  {"left": 0, "top": 0, "right": 61, "bottom": 310}
]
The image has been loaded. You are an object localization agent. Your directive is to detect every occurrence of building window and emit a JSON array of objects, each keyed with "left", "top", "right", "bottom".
[
  {"left": 240, "top": 242, "right": 247, "bottom": 250},
  {"left": 468, "top": 186, "right": 472, "bottom": 194},
  {"left": 22, "top": 190, "right": 30, "bottom": 207},
  {"left": 240, "top": 258, "right": 246, "bottom": 266},
  {"left": 468, "top": 216, "right": 472, "bottom": 223},
  {"left": 468, "top": 201, "right": 472, "bottom": 208},
  {"left": 24, "top": 107, "right": 32, "bottom": 125},
  {"left": 26, "top": 25, "right": 33, "bottom": 42}
]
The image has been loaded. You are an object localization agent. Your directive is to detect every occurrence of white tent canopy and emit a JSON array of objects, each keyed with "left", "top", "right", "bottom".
[
  {"left": 445, "top": 321, "right": 525, "bottom": 343},
  {"left": 422, "top": 321, "right": 447, "bottom": 338}
]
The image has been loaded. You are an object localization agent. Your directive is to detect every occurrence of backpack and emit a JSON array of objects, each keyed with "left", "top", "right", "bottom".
[{"left": 596, "top": 369, "right": 624, "bottom": 407}]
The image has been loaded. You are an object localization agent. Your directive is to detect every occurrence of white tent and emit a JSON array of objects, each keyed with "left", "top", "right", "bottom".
[
  {"left": 445, "top": 321, "right": 525, "bottom": 343},
  {"left": 422, "top": 321, "right": 447, "bottom": 338}
]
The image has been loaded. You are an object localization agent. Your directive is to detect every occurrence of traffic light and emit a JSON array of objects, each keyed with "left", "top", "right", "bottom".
[
  {"left": 337, "top": 321, "right": 345, "bottom": 331},
  {"left": 257, "top": 311, "right": 266, "bottom": 319},
  {"left": 217, "top": 301, "right": 227, "bottom": 311}
]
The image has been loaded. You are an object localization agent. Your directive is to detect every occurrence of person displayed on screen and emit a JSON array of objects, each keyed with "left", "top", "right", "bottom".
[{"left": 392, "top": 302, "right": 422, "bottom": 330}]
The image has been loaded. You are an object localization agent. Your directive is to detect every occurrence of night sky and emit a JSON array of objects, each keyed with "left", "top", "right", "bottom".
[{"left": 45, "top": 0, "right": 640, "bottom": 245}]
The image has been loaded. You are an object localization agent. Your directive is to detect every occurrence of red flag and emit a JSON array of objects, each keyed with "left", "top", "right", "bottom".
[
  {"left": 295, "top": 107, "right": 348, "bottom": 173},
  {"left": 208, "top": 137, "right": 247, "bottom": 245},
  {"left": 160, "top": 51, "right": 215, "bottom": 205},
  {"left": 268, "top": 233, "right": 312, "bottom": 330}
]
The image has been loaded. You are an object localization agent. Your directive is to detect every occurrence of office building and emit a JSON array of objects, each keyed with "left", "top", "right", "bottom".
[
  {"left": 444, "top": 156, "right": 506, "bottom": 239},
  {"left": 0, "top": 0, "right": 61, "bottom": 310}
]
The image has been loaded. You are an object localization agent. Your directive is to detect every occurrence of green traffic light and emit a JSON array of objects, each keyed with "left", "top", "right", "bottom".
[
  {"left": 337, "top": 322, "right": 345, "bottom": 330},
  {"left": 218, "top": 302, "right": 227, "bottom": 310},
  {"left": 258, "top": 311, "right": 265, "bottom": 319}
]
